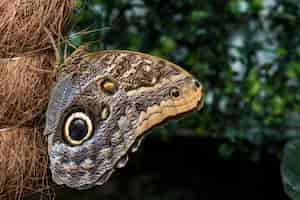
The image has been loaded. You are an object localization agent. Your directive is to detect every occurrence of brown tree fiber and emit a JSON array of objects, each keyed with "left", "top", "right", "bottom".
[
  {"left": 0, "top": 0, "right": 74, "bottom": 58},
  {"left": 0, "top": 128, "right": 51, "bottom": 200},
  {"left": 0, "top": 0, "right": 75, "bottom": 199},
  {"left": 0, "top": 53, "right": 55, "bottom": 128}
]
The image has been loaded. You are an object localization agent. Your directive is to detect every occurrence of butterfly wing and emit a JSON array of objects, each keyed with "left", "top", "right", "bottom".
[{"left": 44, "top": 47, "right": 204, "bottom": 189}]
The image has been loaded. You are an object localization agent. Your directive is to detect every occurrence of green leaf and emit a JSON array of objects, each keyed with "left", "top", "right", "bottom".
[
  {"left": 271, "top": 96, "right": 284, "bottom": 115},
  {"left": 191, "top": 10, "right": 210, "bottom": 22},
  {"left": 251, "top": 0, "right": 263, "bottom": 11},
  {"left": 251, "top": 100, "right": 263, "bottom": 113},
  {"left": 228, "top": 0, "right": 249, "bottom": 15},
  {"left": 247, "top": 69, "right": 261, "bottom": 97},
  {"left": 160, "top": 36, "right": 176, "bottom": 53}
]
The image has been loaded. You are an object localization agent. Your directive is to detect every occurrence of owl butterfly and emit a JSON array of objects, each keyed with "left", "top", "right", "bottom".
[{"left": 44, "top": 46, "right": 204, "bottom": 190}]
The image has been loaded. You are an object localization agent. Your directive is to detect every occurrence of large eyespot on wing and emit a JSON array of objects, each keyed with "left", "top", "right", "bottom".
[{"left": 63, "top": 112, "right": 94, "bottom": 146}]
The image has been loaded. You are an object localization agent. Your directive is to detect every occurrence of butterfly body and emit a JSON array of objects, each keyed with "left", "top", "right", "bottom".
[{"left": 44, "top": 48, "right": 204, "bottom": 189}]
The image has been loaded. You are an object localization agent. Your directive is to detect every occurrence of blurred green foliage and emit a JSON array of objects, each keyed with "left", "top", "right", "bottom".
[
  {"left": 281, "top": 140, "right": 300, "bottom": 200},
  {"left": 70, "top": 0, "right": 300, "bottom": 158}
]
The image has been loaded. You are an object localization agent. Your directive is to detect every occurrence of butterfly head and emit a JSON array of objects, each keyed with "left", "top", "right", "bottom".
[{"left": 44, "top": 50, "right": 204, "bottom": 189}]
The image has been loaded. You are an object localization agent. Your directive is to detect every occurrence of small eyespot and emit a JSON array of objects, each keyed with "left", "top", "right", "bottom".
[
  {"left": 170, "top": 87, "right": 180, "bottom": 98},
  {"left": 194, "top": 80, "right": 202, "bottom": 88},
  {"left": 64, "top": 112, "right": 93, "bottom": 146},
  {"left": 101, "top": 79, "right": 118, "bottom": 94},
  {"left": 101, "top": 105, "right": 110, "bottom": 120}
]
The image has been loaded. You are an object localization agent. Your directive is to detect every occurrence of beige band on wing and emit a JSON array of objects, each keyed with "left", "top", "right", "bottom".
[{"left": 136, "top": 86, "right": 203, "bottom": 136}]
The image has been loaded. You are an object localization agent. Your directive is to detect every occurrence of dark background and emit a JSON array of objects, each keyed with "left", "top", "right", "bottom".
[
  {"left": 53, "top": 137, "right": 288, "bottom": 200},
  {"left": 40, "top": 0, "right": 300, "bottom": 199}
]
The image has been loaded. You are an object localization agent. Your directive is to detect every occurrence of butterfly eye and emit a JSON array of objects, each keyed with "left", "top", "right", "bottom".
[
  {"left": 64, "top": 112, "right": 93, "bottom": 146},
  {"left": 170, "top": 87, "right": 180, "bottom": 98},
  {"left": 101, "top": 79, "right": 118, "bottom": 94}
]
